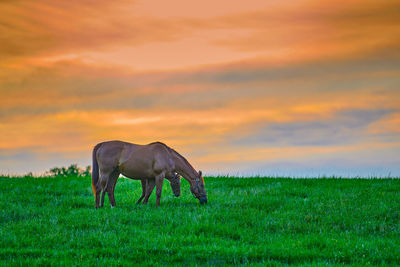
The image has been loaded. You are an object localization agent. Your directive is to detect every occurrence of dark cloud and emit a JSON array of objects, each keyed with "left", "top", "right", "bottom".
[
  {"left": 161, "top": 53, "right": 400, "bottom": 88},
  {"left": 232, "top": 109, "right": 397, "bottom": 147}
]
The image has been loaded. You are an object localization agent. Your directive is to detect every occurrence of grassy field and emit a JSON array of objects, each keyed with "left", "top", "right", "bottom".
[{"left": 0, "top": 176, "right": 399, "bottom": 266}]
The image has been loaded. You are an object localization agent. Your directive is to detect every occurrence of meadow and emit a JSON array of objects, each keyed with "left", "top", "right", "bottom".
[{"left": 0, "top": 175, "right": 399, "bottom": 266}]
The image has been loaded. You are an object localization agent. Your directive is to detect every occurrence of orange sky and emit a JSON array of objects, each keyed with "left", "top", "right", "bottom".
[{"left": 1, "top": 0, "right": 399, "bottom": 176}]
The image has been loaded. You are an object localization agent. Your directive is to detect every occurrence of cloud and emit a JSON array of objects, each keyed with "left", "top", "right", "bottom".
[
  {"left": 0, "top": 0, "right": 193, "bottom": 61},
  {"left": 2, "top": 0, "right": 399, "bottom": 70},
  {"left": 2, "top": 49, "right": 399, "bottom": 119},
  {"left": 231, "top": 109, "right": 398, "bottom": 147},
  {"left": 211, "top": 0, "right": 400, "bottom": 61}
]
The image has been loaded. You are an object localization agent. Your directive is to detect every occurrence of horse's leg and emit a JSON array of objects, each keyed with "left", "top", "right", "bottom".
[
  {"left": 136, "top": 180, "right": 146, "bottom": 204},
  {"left": 95, "top": 186, "right": 101, "bottom": 208},
  {"left": 96, "top": 172, "right": 108, "bottom": 208},
  {"left": 95, "top": 182, "right": 105, "bottom": 208},
  {"left": 107, "top": 170, "right": 120, "bottom": 208},
  {"left": 100, "top": 190, "right": 106, "bottom": 207},
  {"left": 143, "top": 179, "right": 155, "bottom": 205},
  {"left": 100, "top": 172, "right": 111, "bottom": 207},
  {"left": 155, "top": 173, "right": 165, "bottom": 207}
]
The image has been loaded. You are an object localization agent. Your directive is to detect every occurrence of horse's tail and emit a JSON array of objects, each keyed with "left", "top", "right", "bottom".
[{"left": 91, "top": 143, "right": 102, "bottom": 198}]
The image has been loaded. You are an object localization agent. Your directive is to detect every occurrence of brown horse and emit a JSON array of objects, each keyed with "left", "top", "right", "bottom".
[{"left": 92, "top": 140, "right": 207, "bottom": 208}]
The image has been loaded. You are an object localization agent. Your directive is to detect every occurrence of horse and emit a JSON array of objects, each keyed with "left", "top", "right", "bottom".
[
  {"left": 91, "top": 140, "right": 207, "bottom": 208},
  {"left": 99, "top": 172, "right": 181, "bottom": 208}
]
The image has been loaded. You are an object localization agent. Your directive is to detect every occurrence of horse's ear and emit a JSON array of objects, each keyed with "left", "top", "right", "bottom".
[{"left": 199, "top": 170, "right": 202, "bottom": 177}]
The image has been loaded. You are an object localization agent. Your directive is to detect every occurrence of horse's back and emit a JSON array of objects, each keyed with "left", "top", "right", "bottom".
[
  {"left": 95, "top": 141, "right": 129, "bottom": 170},
  {"left": 125, "top": 142, "right": 171, "bottom": 166},
  {"left": 119, "top": 141, "right": 174, "bottom": 178},
  {"left": 94, "top": 140, "right": 175, "bottom": 177}
]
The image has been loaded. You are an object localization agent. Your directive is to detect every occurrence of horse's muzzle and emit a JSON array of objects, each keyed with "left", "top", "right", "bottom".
[{"left": 199, "top": 196, "right": 207, "bottom": 204}]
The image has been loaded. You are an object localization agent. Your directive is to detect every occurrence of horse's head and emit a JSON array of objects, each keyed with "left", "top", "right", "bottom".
[
  {"left": 169, "top": 172, "right": 181, "bottom": 197},
  {"left": 190, "top": 170, "right": 207, "bottom": 204}
]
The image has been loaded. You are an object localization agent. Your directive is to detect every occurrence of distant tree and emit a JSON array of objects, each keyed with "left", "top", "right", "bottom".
[
  {"left": 82, "top": 165, "right": 91, "bottom": 177},
  {"left": 47, "top": 164, "right": 91, "bottom": 177}
]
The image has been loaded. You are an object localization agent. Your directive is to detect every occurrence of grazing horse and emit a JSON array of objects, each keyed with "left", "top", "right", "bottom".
[{"left": 92, "top": 140, "right": 207, "bottom": 208}]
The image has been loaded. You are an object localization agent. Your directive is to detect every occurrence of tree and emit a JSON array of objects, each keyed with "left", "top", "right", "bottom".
[{"left": 47, "top": 164, "right": 91, "bottom": 177}]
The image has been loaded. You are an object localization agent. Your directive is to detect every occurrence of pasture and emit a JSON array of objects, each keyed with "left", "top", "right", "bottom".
[{"left": 0, "top": 176, "right": 399, "bottom": 266}]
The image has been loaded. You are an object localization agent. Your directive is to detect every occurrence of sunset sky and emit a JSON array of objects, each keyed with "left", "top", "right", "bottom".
[{"left": 1, "top": 0, "right": 399, "bottom": 177}]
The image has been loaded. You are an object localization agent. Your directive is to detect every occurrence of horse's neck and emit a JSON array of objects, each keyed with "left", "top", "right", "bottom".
[{"left": 172, "top": 153, "right": 197, "bottom": 184}]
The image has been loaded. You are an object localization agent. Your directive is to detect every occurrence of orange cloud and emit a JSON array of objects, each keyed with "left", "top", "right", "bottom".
[{"left": 2, "top": 0, "right": 398, "bottom": 71}]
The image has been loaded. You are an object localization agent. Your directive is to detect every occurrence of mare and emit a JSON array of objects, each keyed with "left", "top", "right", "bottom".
[{"left": 92, "top": 140, "right": 207, "bottom": 208}]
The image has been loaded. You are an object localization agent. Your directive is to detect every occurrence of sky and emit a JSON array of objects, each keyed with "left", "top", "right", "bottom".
[{"left": 1, "top": 0, "right": 399, "bottom": 177}]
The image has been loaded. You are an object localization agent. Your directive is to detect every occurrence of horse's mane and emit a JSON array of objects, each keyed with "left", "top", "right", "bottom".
[{"left": 148, "top": 141, "right": 194, "bottom": 169}]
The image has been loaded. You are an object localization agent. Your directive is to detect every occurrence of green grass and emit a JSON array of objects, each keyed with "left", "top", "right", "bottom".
[{"left": 0, "top": 176, "right": 399, "bottom": 266}]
